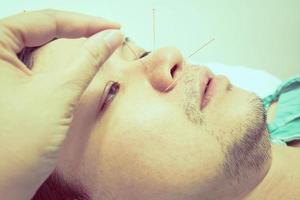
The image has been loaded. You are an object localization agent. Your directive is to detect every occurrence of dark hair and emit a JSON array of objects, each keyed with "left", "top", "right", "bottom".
[{"left": 32, "top": 171, "right": 89, "bottom": 200}]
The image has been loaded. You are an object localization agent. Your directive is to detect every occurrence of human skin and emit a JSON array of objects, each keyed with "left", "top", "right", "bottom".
[
  {"left": 0, "top": 9, "right": 123, "bottom": 199},
  {"left": 26, "top": 38, "right": 274, "bottom": 200}
]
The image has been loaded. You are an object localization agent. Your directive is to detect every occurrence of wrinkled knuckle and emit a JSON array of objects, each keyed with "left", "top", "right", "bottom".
[
  {"left": 0, "top": 19, "right": 10, "bottom": 34},
  {"left": 83, "top": 43, "right": 109, "bottom": 68},
  {"left": 0, "top": 37, "right": 7, "bottom": 49},
  {"left": 84, "top": 45, "right": 99, "bottom": 65},
  {"left": 99, "top": 39, "right": 113, "bottom": 62},
  {"left": 99, "top": 39, "right": 113, "bottom": 56},
  {"left": 102, "top": 37, "right": 113, "bottom": 53}
]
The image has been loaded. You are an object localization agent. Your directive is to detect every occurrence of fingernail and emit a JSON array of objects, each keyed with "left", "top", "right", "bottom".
[{"left": 103, "top": 30, "right": 124, "bottom": 50}]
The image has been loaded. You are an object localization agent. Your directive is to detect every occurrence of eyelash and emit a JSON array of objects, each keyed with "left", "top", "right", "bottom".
[
  {"left": 139, "top": 51, "right": 151, "bottom": 59},
  {"left": 99, "top": 81, "right": 120, "bottom": 112},
  {"left": 98, "top": 47, "right": 149, "bottom": 112},
  {"left": 124, "top": 37, "right": 150, "bottom": 59}
]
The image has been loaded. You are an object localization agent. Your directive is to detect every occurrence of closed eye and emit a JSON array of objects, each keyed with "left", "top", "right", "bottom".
[
  {"left": 123, "top": 37, "right": 151, "bottom": 60},
  {"left": 139, "top": 51, "right": 151, "bottom": 59},
  {"left": 98, "top": 81, "right": 120, "bottom": 112}
]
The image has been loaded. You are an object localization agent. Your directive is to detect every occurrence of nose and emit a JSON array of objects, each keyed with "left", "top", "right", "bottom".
[{"left": 144, "top": 47, "right": 184, "bottom": 92}]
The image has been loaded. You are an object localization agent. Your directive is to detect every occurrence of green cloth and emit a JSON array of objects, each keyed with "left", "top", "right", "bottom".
[{"left": 263, "top": 76, "right": 300, "bottom": 145}]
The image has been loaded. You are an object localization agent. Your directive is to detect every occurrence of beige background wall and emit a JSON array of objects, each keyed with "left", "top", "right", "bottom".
[{"left": 1, "top": 0, "right": 299, "bottom": 80}]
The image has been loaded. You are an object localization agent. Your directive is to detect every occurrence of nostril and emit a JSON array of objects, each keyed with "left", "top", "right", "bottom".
[{"left": 170, "top": 64, "right": 178, "bottom": 78}]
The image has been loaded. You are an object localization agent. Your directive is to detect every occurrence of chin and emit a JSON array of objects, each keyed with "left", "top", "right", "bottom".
[{"left": 224, "top": 91, "right": 270, "bottom": 178}]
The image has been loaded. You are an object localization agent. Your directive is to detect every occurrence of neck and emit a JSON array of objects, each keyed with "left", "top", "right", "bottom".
[{"left": 244, "top": 144, "right": 300, "bottom": 200}]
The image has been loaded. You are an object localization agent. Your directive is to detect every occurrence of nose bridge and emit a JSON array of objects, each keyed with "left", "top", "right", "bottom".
[
  {"left": 145, "top": 46, "right": 184, "bottom": 92},
  {"left": 156, "top": 47, "right": 183, "bottom": 68}
]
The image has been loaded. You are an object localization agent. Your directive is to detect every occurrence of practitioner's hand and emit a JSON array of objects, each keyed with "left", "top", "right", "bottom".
[{"left": 0, "top": 9, "right": 123, "bottom": 199}]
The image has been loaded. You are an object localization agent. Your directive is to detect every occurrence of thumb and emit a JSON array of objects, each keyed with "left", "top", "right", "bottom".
[{"left": 59, "top": 29, "right": 124, "bottom": 98}]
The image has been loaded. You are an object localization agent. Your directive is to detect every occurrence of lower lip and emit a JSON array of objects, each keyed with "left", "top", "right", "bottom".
[{"left": 201, "top": 76, "right": 219, "bottom": 109}]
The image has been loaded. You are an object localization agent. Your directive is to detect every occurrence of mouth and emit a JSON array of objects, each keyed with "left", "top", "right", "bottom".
[
  {"left": 200, "top": 73, "right": 231, "bottom": 110},
  {"left": 201, "top": 78, "right": 214, "bottom": 110},
  {"left": 199, "top": 68, "right": 215, "bottom": 110}
]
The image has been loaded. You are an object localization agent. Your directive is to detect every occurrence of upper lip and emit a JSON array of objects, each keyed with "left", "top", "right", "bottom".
[{"left": 199, "top": 67, "right": 214, "bottom": 107}]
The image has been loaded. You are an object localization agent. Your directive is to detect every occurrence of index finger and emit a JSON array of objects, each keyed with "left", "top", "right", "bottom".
[{"left": 0, "top": 9, "right": 121, "bottom": 54}]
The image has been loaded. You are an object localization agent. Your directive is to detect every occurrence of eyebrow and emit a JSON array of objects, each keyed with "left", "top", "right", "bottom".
[{"left": 139, "top": 51, "right": 151, "bottom": 58}]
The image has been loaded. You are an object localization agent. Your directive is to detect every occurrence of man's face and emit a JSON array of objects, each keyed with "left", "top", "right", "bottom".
[{"left": 29, "top": 38, "right": 271, "bottom": 199}]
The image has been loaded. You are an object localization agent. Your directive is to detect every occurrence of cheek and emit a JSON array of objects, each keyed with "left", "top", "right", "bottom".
[
  {"left": 205, "top": 88, "right": 260, "bottom": 139},
  {"left": 84, "top": 100, "right": 225, "bottom": 196}
]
